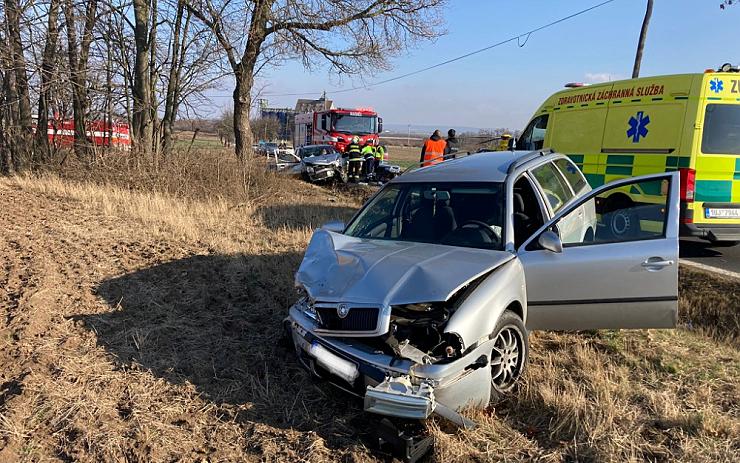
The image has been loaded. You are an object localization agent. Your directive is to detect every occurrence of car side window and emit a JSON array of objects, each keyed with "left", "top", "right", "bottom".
[
  {"left": 517, "top": 115, "right": 549, "bottom": 151},
  {"left": 556, "top": 177, "right": 671, "bottom": 246},
  {"left": 530, "top": 162, "right": 573, "bottom": 213},
  {"left": 513, "top": 176, "right": 546, "bottom": 249},
  {"left": 553, "top": 158, "right": 587, "bottom": 193}
]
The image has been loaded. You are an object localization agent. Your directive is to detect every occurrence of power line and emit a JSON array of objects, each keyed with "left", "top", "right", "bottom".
[{"left": 255, "top": 0, "right": 619, "bottom": 98}]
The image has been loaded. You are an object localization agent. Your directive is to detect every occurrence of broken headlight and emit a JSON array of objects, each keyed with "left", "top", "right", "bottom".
[
  {"left": 295, "top": 287, "right": 319, "bottom": 323},
  {"left": 387, "top": 303, "right": 466, "bottom": 364}
]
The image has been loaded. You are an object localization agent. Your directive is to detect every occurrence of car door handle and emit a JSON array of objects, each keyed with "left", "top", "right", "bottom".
[{"left": 641, "top": 258, "right": 674, "bottom": 270}]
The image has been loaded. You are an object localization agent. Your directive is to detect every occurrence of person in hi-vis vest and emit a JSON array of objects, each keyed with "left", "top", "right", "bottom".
[{"left": 420, "top": 130, "right": 446, "bottom": 167}]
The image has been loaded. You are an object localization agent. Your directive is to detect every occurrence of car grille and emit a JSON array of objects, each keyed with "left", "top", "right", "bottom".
[{"left": 315, "top": 306, "right": 379, "bottom": 332}]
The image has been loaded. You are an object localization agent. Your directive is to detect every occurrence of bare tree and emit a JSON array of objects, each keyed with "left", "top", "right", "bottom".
[
  {"left": 160, "top": 0, "right": 223, "bottom": 155},
  {"left": 632, "top": 0, "right": 653, "bottom": 79},
  {"left": 132, "top": 0, "right": 155, "bottom": 157},
  {"left": 186, "top": 0, "right": 446, "bottom": 159},
  {"left": 0, "top": 31, "right": 18, "bottom": 174},
  {"left": 160, "top": 0, "right": 187, "bottom": 155},
  {"left": 35, "top": 0, "right": 61, "bottom": 161},
  {"left": 63, "top": 0, "right": 98, "bottom": 159},
  {"left": 250, "top": 117, "right": 280, "bottom": 142},
  {"left": 4, "top": 0, "right": 33, "bottom": 169}
]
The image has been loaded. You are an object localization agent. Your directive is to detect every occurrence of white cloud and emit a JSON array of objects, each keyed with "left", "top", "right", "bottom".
[{"left": 584, "top": 72, "right": 624, "bottom": 83}]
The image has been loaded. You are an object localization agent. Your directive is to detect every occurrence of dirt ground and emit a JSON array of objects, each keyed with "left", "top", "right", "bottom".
[{"left": 0, "top": 174, "right": 738, "bottom": 462}]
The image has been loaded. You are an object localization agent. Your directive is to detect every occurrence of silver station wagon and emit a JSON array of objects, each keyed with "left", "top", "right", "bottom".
[{"left": 286, "top": 149, "right": 679, "bottom": 422}]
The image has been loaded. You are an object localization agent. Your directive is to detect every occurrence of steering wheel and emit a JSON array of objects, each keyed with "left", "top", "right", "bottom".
[{"left": 458, "top": 220, "right": 501, "bottom": 245}]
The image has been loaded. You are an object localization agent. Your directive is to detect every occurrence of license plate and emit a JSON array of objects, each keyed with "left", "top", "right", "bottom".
[
  {"left": 309, "top": 342, "right": 359, "bottom": 383},
  {"left": 705, "top": 208, "right": 740, "bottom": 218}
]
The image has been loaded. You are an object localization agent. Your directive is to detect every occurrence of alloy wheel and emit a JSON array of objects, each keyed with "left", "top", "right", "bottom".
[{"left": 490, "top": 325, "right": 525, "bottom": 392}]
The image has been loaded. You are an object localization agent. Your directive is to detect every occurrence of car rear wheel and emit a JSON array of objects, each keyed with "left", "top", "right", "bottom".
[
  {"left": 603, "top": 195, "right": 637, "bottom": 239},
  {"left": 490, "top": 310, "right": 528, "bottom": 395}
]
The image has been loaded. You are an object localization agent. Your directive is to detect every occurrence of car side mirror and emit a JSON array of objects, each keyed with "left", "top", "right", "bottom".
[
  {"left": 538, "top": 230, "right": 563, "bottom": 253},
  {"left": 507, "top": 138, "right": 515, "bottom": 150},
  {"left": 321, "top": 221, "right": 345, "bottom": 233}
]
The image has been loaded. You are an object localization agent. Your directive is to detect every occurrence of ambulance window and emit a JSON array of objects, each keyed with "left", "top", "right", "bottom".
[
  {"left": 553, "top": 158, "right": 587, "bottom": 193},
  {"left": 702, "top": 104, "right": 740, "bottom": 155},
  {"left": 518, "top": 115, "right": 549, "bottom": 151},
  {"left": 531, "top": 162, "right": 573, "bottom": 213}
]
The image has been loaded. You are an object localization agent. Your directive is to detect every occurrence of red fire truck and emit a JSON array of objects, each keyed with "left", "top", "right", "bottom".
[
  {"left": 293, "top": 107, "right": 382, "bottom": 153},
  {"left": 35, "top": 118, "right": 131, "bottom": 149}
]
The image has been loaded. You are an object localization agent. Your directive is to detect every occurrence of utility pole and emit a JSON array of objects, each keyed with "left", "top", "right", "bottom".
[
  {"left": 632, "top": 0, "right": 653, "bottom": 79},
  {"left": 407, "top": 124, "right": 410, "bottom": 146}
]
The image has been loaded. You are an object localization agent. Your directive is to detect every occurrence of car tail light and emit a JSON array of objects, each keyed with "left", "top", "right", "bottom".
[{"left": 679, "top": 168, "right": 696, "bottom": 203}]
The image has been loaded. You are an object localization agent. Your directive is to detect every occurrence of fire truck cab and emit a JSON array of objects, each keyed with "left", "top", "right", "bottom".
[{"left": 294, "top": 108, "right": 382, "bottom": 153}]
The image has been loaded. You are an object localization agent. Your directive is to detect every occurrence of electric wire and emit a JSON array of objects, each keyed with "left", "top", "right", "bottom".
[{"left": 253, "top": 0, "right": 620, "bottom": 98}]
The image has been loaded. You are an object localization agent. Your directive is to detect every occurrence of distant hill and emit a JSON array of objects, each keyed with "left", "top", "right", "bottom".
[{"left": 383, "top": 122, "right": 486, "bottom": 135}]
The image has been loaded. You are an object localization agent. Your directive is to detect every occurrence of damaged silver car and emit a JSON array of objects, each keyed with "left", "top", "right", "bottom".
[{"left": 286, "top": 149, "right": 679, "bottom": 422}]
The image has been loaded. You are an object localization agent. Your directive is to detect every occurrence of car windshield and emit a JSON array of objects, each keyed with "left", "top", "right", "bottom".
[
  {"left": 301, "top": 145, "right": 336, "bottom": 157},
  {"left": 702, "top": 104, "right": 740, "bottom": 154},
  {"left": 345, "top": 182, "right": 505, "bottom": 250},
  {"left": 333, "top": 114, "right": 377, "bottom": 135}
]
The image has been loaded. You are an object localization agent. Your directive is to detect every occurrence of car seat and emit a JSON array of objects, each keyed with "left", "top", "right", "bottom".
[
  {"left": 513, "top": 191, "right": 533, "bottom": 248},
  {"left": 404, "top": 198, "right": 457, "bottom": 242}
]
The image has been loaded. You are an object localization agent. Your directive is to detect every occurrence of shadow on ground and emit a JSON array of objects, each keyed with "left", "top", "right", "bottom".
[
  {"left": 679, "top": 240, "right": 723, "bottom": 258},
  {"left": 79, "top": 253, "right": 377, "bottom": 454},
  {"left": 256, "top": 204, "right": 358, "bottom": 231}
]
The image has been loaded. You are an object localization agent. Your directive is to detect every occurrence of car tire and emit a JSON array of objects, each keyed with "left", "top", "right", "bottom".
[
  {"left": 603, "top": 195, "right": 636, "bottom": 240},
  {"left": 489, "top": 310, "right": 528, "bottom": 397},
  {"left": 583, "top": 227, "right": 595, "bottom": 242}
]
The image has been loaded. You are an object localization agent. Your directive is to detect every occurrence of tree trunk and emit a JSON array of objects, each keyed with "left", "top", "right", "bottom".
[
  {"left": 161, "top": 0, "right": 187, "bottom": 155},
  {"left": 0, "top": 48, "right": 16, "bottom": 175},
  {"left": 231, "top": 1, "right": 273, "bottom": 160},
  {"left": 132, "top": 0, "right": 153, "bottom": 158},
  {"left": 632, "top": 0, "right": 653, "bottom": 79},
  {"left": 149, "top": 0, "right": 159, "bottom": 160},
  {"left": 35, "top": 0, "right": 60, "bottom": 162},
  {"left": 232, "top": 67, "right": 254, "bottom": 160},
  {"left": 4, "top": 0, "right": 33, "bottom": 170},
  {"left": 106, "top": 9, "right": 113, "bottom": 149},
  {"left": 63, "top": 0, "right": 97, "bottom": 160}
]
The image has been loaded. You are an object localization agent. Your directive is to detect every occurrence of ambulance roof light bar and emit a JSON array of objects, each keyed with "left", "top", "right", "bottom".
[
  {"left": 718, "top": 62, "right": 739, "bottom": 73},
  {"left": 564, "top": 82, "right": 589, "bottom": 88}
]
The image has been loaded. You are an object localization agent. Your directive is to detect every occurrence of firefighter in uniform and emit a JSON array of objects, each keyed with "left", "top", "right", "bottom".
[
  {"left": 346, "top": 136, "right": 363, "bottom": 182},
  {"left": 374, "top": 144, "right": 386, "bottom": 171},
  {"left": 420, "top": 130, "right": 447, "bottom": 167},
  {"left": 361, "top": 140, "right": 376, "bottom": 179}
]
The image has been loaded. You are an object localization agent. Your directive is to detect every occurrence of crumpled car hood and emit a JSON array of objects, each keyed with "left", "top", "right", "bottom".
[
  {"left": 296, "top": 229, "right": 514, "bottom": 306},
  {"left": 303, "top": 152, "right": 341, "bottom": 166}
]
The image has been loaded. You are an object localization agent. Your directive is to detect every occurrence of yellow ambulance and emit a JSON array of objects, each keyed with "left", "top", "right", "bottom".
[{"left": 517, "top": 65, "right": 740, "bottom": 244}]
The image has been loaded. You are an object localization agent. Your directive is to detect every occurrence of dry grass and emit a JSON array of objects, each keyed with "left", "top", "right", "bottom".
[
  {"left": 679, "top": 267, "right": 739, "bottom": 346},
  {"left": 0, "top": 160, "right": 738, "bottom": 462}
]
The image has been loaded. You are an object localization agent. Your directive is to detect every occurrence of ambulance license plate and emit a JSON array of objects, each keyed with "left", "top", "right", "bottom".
[{"left": 705, "top": 208, "right": 740, "bottom": 219}]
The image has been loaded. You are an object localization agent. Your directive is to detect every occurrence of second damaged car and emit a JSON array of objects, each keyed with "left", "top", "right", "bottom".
[{"left": 286, "top": 150, "right": 679, "bottom": 422}]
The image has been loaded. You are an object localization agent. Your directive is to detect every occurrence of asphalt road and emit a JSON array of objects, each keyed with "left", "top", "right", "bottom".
[{"left": 680, "top": 238, "right": 740, "bottom": 274}]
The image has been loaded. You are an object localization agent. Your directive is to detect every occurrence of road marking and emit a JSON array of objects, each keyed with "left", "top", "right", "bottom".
[{"left": 680, "top": 259, "right": 740, "bottom": 281}]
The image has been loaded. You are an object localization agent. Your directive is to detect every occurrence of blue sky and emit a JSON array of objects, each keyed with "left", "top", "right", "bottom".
[{"left": 204, "top": 0, "right": 740, "bottom": 131}]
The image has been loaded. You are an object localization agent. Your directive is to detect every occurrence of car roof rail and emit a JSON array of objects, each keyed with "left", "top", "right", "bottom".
[{"left": 506, "top": 148, "right": 554, "bottom": 175}]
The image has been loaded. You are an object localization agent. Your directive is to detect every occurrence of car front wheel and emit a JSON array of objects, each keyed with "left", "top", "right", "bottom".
[{"left": 490, "top": 310, "right": 528, "bottom": 395}]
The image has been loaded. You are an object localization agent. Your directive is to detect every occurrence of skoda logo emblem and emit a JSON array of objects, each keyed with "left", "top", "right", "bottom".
[{"left": 337, "top": 304, "right": 350, "bottom": 319}]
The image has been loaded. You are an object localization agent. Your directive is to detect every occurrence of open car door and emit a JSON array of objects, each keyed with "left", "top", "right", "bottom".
[
  {"left": 272, "top": 151, "right": 302, "bottom": 173},
  {"left": 518, "top": 172, "right": 679, "bottom": 331}
]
